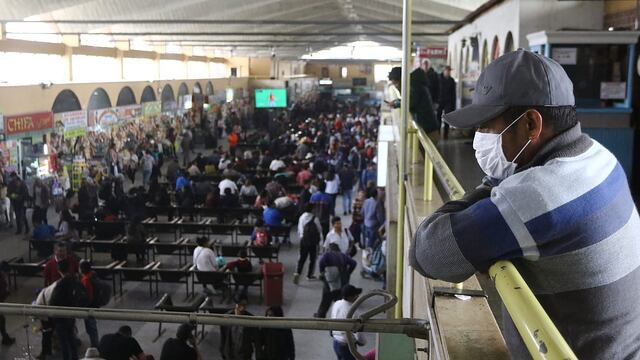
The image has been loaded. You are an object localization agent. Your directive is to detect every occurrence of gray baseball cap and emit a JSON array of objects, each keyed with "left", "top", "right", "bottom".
[{"left": 443, "top": 49, "right": 575, "bottom": 129}]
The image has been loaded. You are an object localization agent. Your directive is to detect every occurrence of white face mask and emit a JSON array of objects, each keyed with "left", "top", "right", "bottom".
[{"left": 473, "top": 112, "right": 532, "bottom": 180}]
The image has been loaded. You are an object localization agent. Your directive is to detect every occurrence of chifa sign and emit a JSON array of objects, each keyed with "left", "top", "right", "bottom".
[
  {"left": 5, "top": 112, "right": 53, "bottom": 135},
  {"left": 418, "top": 47, "right": 448, "bottom": 59}
]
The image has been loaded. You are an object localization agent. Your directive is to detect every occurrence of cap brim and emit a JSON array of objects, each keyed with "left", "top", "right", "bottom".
[{"left": 443, "top": 104, "right": 508, "bottom": 129}]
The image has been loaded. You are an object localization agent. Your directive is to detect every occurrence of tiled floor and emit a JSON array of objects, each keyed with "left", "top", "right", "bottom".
[{"left": 0, "top": 141, "right": 386, "bottom": 359}]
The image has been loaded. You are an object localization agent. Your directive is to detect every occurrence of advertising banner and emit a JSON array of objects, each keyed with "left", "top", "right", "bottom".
[
  {"left": 54, "top": 110, "right": 88, "bottom": 139},
  {"left": 4, "top": 111, "right": 53, "bottom": 135},
  {"left": 116, "top": 104, "right": 142, "bottom": 122},
  {"left": 142, "top": 101, "right": 161, "bottom": 119},
  {"left": 95, "top": 108, "right": 119, "bottom": 129}
]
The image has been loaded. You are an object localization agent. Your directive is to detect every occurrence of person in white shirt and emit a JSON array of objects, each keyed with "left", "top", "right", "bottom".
[
  {"left": 330, "top": 285, "right": 366, "bottom": 359},
  {"left": 192, "top": 237, "right": 217, "bottom": 272},
  {"left": 269, "top": 158, "right": 286, "bottom": 172},
  {"left": 294, "top": 204, "right": 324, "bottom": 284},
  {"left": 218, "top": 176, "right": 238, "bottom": 196},
  {"left": 324, "top": 170, "right": 340, "bottom": 216},
  {"left": 324, "top": 217, "right": 352, "bottom": 255}
]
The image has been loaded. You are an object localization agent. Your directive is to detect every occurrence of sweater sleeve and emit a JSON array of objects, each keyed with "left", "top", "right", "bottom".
[{"left": 409, "top": 192, "right": 525, "bottom": 282}]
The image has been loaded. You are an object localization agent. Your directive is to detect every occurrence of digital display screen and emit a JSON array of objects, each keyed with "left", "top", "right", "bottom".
[{"left": 255, "top": 88, "right": 287, "bottom": 108}]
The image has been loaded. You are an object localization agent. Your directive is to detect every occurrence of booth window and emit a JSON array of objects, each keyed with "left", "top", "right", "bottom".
[
  {"left": 341, "top": 66, "right": 348, "bottom": 78},
  {"left": 555, "top": 45, "right": 629, "bottom": 108}
]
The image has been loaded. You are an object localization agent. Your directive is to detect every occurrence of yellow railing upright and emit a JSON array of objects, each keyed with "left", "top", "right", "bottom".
[{"left": 406, "top": 120, "right": 578, "bottom": 360}]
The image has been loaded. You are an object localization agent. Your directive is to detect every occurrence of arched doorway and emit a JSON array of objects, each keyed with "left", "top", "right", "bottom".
[
  {"left": 52, "top": 89, "right": 82, "bottom": 113},
  {"left": 205, "top": 81, "right": 214, "bottom": 96},
  {"left": 140, "top": 86, "right": 157, "bottom": 103},
  {"left": 491, "top": 36, "right": 501, "bottom": 61},
  {"left": 161, "top": 84, "right": 176, "bottom": 112},
  {"left": 504, "top": 32, "right": 514, "bottom": 54},
  {"left": 116, "top": 86, "right": 137, "bottom": 106},
  {"left": 87, "top": 88, "right": 112, "bottom": 110},
  {"left": 193, "top": 82, "right": 202, "bottom": 94},
  {"left": 481, "top": 39, "right": 489, "bottom": 69},
  {"left": 177, "top": 82, "right": 190, "bottom": 110}
]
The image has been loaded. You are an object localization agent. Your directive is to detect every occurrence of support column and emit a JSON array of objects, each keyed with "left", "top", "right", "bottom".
[
  {"left": 395, "top": 0, "right": 412, "bottom": 319},
  {"left": 0, "top": 22, "right": 5, "bottom": 40}
]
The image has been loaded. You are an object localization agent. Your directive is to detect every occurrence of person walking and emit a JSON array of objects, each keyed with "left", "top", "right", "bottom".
[
  {"left": 330, "top": 285, "right": 366, "bottom": 360},
  {"left": 33, "top": 178, "right": 51, "bottom": 225},
  {"left": 338, "top": 165, "right": 356, "bottom": 215},
  {"left": 314, "top": 243, "right": 356, "bottom": 318},
  {"left": 141, "top": 150, "right": 155, "bottom": 187},
  {"left": 79, "top": 260, "right": 101, "bottom": 348},
  {"left": 293, "top": 204, "right": 323, "bottom": 284},
  {"left": 7, "top": 172, "right": 29, "bottom": 235},
  {"left": 361, "top": 189, "right": 379, "bottom": 249},
  {"left": 438, "top": 65, "right": 457, "bottom": 138}
]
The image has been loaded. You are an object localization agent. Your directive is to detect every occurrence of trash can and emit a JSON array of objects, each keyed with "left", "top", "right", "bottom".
[{"left": 263, "top": 262, "right": 284, "bottom": 307}]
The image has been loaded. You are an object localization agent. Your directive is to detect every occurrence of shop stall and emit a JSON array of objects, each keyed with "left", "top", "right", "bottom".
[
  {"left": 528, "top": 30, "right": 639, "bottom": 177},
  {"left": 4, "top": 111, "right": 54, "bottom": 180}
]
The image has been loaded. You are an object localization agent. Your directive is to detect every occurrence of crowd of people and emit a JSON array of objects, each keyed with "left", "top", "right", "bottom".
[{"left": 0, "top": 87, "right": 388, "bottom": 360}]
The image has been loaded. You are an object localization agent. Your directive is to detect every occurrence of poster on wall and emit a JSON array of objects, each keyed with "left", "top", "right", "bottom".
[
  {"left": 95, "top": 108, "right": 118, "bottom": 129},
  {"left": 116, "top": 104, "right": 142, "bottom": 122},
  {"left": 551, "top": 47, "right": 577, "bottom": 65},
  {"left": 4, "top": 112, "right": 53, "bottom": 136},
  {"left": 54, "top": 110, "right": 88, "bottom": 139},
  {"left": 143, "top": 101, "right": 162, "bottom": 120},
  {"left": 600, "top": 82, "right": 626, "bottom": 99}
]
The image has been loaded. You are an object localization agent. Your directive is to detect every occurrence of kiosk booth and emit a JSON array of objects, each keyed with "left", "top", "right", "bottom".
[{"left": 528, "top": 30, "right": 639, "bottom": 177}]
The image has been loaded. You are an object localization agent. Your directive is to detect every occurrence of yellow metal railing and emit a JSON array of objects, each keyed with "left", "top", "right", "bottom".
[{"left": 407, "top": 121, "right": 578, "bottom": 360}]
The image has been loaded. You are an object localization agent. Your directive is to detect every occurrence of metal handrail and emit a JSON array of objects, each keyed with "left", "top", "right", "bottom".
[
  {"left": 0, "top": 300, "right": 428, "bottom": 336},
  {"left": 407, "top": 120, "right": 577, "bottom": 360}
]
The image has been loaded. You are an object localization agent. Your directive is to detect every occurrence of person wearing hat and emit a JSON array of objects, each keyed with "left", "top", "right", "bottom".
[
  {"left": 409, "top": 49, "right": 640, "bottom": 359},
  {"left": 387, "top": 65, "right": 439, "bottom": 143},
  {"left": 160, "top": 323, "right": 201, "bottom": 360},
  {"left": 437, "top": 65, "right": 457, "bottom": 139},
  {"left": 219, "top": 298, "right": 257, "bottom": 360},
  {"left": 329, "top": 285, "right": 365, "bottom": 360}
]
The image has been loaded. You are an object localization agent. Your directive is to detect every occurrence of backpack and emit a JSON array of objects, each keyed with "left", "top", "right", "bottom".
[
  {"left": 301, "top": 216, "right": 321, "bottom": 247},
  {"left": 90, "top": 275, "right": 112, "bottom": 308},
  {"left": 50, "top": 277, "right": 90, "bottom": 308},
  {"left": 254, "top": 228, "right": 269, "bottom": 247}
]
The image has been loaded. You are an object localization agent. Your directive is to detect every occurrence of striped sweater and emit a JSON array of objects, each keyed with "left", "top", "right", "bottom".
[{"left": 410, "top": 124, "right": 640, "bottom": 359}]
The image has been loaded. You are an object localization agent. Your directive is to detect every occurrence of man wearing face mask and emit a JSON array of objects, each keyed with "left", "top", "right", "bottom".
[{"left": 409, "top": 49, "right": 640, "bottom": 359}]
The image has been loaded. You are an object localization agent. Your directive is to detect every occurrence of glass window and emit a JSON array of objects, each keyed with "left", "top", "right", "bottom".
[
  {"left": 159, "top": 59, "right": 186, "bottom": 80},
  {"left": 187, "top": 61, "right": 208, "bottom": 79},
  {"left": 341, "top": 66, "right": 348, "bottom": 78},
  {"left": 555, "top": 44, "right": 629, "bottom": 108},
  {"left": 123, "top": 57, "right": 158, "bottom": 81},
  {"left": 209, "top": 62, "right": 227, "bottom": 78},
  {"left": 72, "top": 55, "right": 119, "bottom": 82},
  {"left": 374, "top": 64, "right": 394, "bottom": 83},
  {"left": 0, "top": 52, "right": 67, "bottom": 85},
  {"left": 4, "top": 22, "right": 62, "bottom": 43},
  {"left": 80, "top": 34, "right": 115, "bottom": 48}
]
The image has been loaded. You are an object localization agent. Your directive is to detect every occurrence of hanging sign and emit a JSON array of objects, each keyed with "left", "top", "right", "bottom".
[
  {"left": 4, "top": 111, "right": 53, "bottom": 135},
  {"left": 55, "top": 110, "right": 88, "bottom": 139}
]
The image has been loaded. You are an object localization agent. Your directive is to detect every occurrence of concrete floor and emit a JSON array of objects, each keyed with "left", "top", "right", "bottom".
[
  {"left": 0, "top": 139, "right": 386, "bottom": 359},
  {"left": 0, "top": 198, "right": 385, "bottom": 360}
]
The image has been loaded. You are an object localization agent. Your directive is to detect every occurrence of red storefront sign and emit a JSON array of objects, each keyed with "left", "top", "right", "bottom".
[
  {"left": 5, "top": 112, "right": 53, "bottom": 135},
  {"left": 418, "top": 47, "right": 448, "bottom": 59}
]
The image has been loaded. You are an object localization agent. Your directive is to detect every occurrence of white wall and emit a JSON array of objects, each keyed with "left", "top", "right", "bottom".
[
  {"left": 447, "top": 0, "right": 520, "bottom": 79},
  {"left": 518, "top": 0, "right": 604, "bottom": 49},
  {"left": 447, "top": 0, "right": 605, "bottom": 79}
]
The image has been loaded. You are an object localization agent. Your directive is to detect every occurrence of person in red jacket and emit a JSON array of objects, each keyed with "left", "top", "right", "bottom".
[{"left": 43, "top": 242, "right": 79, "bottom": 286}]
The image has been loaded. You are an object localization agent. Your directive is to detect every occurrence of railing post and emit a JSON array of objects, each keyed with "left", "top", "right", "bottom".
[
  {"left": 411, "top": 130, "right": 419, "bottom": 164},
  {"left": 423, "top": 155, "right": 432, "bottom": 201}
]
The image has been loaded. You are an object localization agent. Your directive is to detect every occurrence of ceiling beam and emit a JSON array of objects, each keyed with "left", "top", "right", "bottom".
[
  {"left": 7, "top": 31, "right": 447, "bottom": 37},
  {"left": 1, "top": 19, "right": 459, "bottom": 25}
]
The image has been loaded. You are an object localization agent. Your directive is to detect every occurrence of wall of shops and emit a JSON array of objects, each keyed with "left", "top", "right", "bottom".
[{"left": 304, "top": 61, "right": 376, "bottom": 87}]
